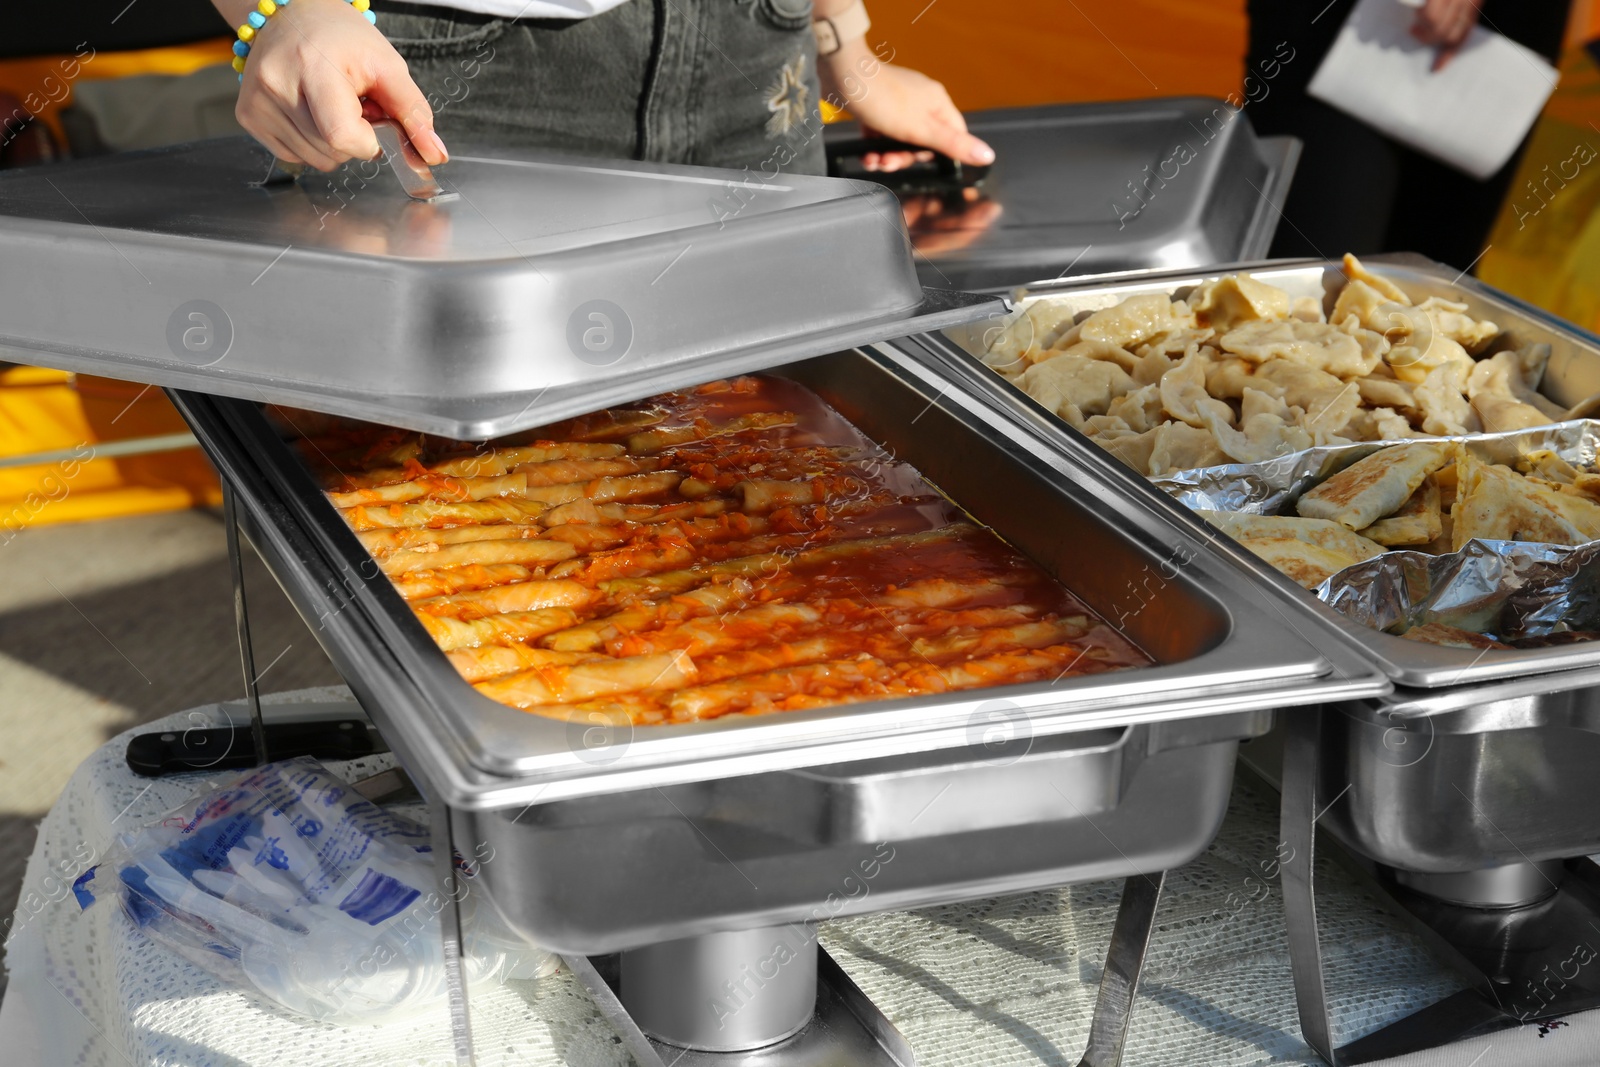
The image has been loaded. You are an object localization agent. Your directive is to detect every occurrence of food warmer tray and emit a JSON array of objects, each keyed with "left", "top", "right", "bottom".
[
  {"left": 916, "top": 253, "right": 1600, "bottom": 689},
  {"left": 4, "top": 138, "right": 1387, "bottom": 1066},
  {"left": 171, "top": 341, "right": 1387, "bottom": 1064},
  {"left": 827, "top": 98, "right": 1301, "bottom": 290},
  {"left": 1264, "top": 677, "right": 1600, "bottom": 1066},
  {"left": 894, "top": 256, "right": 1600, "bottom": 1063},
  {"left": 171, "top": 342, "right": 1388, "bottom": 817}
]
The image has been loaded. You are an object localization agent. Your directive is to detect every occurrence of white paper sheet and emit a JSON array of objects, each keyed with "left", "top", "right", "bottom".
[{"left": 1308, "top": 0, "right": 1559, "bottom": 179}]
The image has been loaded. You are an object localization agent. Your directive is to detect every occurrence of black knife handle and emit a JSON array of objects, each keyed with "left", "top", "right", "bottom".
[{"left": 125, "top": 719, "right": 376, "bottom": 777}]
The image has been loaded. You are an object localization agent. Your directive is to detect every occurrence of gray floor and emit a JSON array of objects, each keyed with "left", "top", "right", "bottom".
[{"left": 0, "top": 508, "right": 343, "bottom": 1001}]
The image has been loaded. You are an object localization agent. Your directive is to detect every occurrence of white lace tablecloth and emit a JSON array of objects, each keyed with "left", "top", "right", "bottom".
[{"left": 3, "top": 688, "right": 1596, "bottom": 1066}]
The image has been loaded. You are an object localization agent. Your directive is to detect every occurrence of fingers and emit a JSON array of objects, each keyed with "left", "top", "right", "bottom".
[
  {"left": 239, "top": 64, "right": 350, "bottom": 171},
  {"left": 235, "top": 98, "right": 304, "bottom": 165},
  {"left": 869, "top": 149, "right": 934, "bottom": 173},
  {"left": 303, "top": 68, "right": 381, "bottom": 162},
  {"left": 911, "top": 118, "right": 993, "bottom": 169},
  {"left": 946, "top": 130, "right": 996, "bottom": 167},
  {"left": 366, "top": 54, "right": 448, "bottom": 165},
  {"left": 233, "top": 9, "right": 447, "bottom": 173},
  {"left": 909, "top": 87, "right": 994, "bottom": 167},
  {"left": 265, "top": 109, "right": 344, "bottom": 172},
  {"left": 1412, "top": 0, "right": 1476, "bottom": 49}
]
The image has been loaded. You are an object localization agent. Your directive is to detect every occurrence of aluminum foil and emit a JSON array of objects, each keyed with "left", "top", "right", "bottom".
[{"left": 1150, "top": 420, "right": 1600, "bottom": 644}]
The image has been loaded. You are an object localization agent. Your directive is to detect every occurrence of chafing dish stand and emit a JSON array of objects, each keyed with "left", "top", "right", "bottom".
[
  {"left": 205, "top": 415, "right": 1187, "bottom": 1067},
  {"left": 1277, "top": 701, "right": 1600, "bottom": 1066},
  {"left": 3, "top": 130, "right": 1385, "bottom": 1067},
  {"left": 910, "top": 251, "right": 1600, "bottom": 1065}
]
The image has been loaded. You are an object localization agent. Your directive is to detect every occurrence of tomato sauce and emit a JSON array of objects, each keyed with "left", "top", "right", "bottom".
[{"left": 282, "top": 376, "right": 1152, "bottom": 725}]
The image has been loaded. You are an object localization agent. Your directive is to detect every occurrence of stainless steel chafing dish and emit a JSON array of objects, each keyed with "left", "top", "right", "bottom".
[
  {"left": 0, "top": 138, "right": 1387, "bottom": 1067},
  {"left": 926, "top": 255, "right": 1600, "bottom": 687},
  {"left": 904, "top": 255, "right": 1600, "bottom": 1062},
  {"left": 826, "top": 98, "right": 1300, "bottom": 290}
]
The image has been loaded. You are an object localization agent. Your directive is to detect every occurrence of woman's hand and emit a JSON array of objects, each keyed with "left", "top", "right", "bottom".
[
  {"left": 818, "top": 38, "right": 992, "bottom": 172},
  {"left": 215, "top": 0, "right": 446, "bottom": 170},
  {"left": 1410, "top": 0, "right": 1480, "bottom": 72}
]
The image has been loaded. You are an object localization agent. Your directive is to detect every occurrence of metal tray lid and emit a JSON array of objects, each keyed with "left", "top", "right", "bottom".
[
  {"left": 828, "top": 98, "right": 1300, "bottom": 291},
  {"left": 0, "top": 136, "right": 998, "bottom": 438}
]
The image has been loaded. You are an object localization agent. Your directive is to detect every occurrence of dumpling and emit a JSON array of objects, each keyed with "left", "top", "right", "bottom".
[
  {"left": 1330, "top": 278, "right": 1395, "bottom": 332},
  {"left": 1081, "top": 414, "right": 1132, "bottom": 438},
  {"left": 1158, "top": 348, "right": 1234, "bottom": 429},
  {"left": 1204, "top": 356, "right": 1260, "bottom": 400},
  {"left": 1356, "top": 375, "right": 1418, "bottom": 412},
  {"left": 1253, "top": 360, "right": 1362, "bottom": 439},
  {"left": 1203, "top": 409, "right": 1314, "bottom": 463},
  {"left": 1371, "top": 407, "right": 1418, "bottom": 440},
  {"left": 1106, "top": 383, "right": 1165, "bottom": 433},
  {"left": 1188, "top": 273, "right": 1292, "bottom": 331},
  {"left": 1416, "top": 296, "right": 1499, "bottom": 355},
  {"left": 1240, "top": 387, "right": 1296, "bottom": 422},
  {"left": 1291, "top": 295, "right": 1327, "bottom": 324},
  {"left": 1146, "top": 422, "right": 1227, "bottom": 476},
  {"left": 979, "top": 297, "right": 1085, "bottom": 375},
  {"left": 1415, "top": 362, "right": 1480, "bottom": 436},
  {"left": 1218, "top": 320, "right": 1383, "bottom": 379},
  {"left": 1078, "top": 292, "right": 1198, "bottom": 350},
  {"left": 1015, "top": 354, "right": 1137, "bottom": 424},
  {"left": 1386, "top": 326, "right": 1476, "bottom": 385},
  {"left": 1094, "top": 426, "right": 1160, "bottom": 473},
  {"left": 1466, "top": 345, "right": 1561, "bottom": 432},
  {"left": 1342, "top": 254, "right": 1410, "bottom": 304},
  {"left": 1032, "top": 338, "right": 1143, "bottom": 372},
  {"left": 1129, "top": 347, "right": 1179, "bottom": 386},
  {"left": 1135, "top": 326, "right": 1217, "bottom": 359}
]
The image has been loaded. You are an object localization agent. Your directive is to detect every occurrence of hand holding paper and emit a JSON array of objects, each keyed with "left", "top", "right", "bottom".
[
  {"left": 1407, "top": 0, "right": 1479, "bottom": 70},
  {"left": 1308, "top": 0, "right": 1559, "bottom": 179}
]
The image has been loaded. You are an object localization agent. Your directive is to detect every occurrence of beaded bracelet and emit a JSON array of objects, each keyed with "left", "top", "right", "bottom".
[{"left": 234, "top": 0, "right": 377, "bottom": 82}]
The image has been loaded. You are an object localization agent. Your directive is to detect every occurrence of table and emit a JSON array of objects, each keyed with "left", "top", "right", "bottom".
[{"left": 3, "top": 688, "right": 1595, "bottom": 1066}]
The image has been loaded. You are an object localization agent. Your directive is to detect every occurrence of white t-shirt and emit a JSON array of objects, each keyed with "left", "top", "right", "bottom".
[{"left": 410, "top": 0, "right": 631, "bottom": 17}]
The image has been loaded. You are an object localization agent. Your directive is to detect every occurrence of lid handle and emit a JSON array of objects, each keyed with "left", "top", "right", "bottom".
[
  {"left": 249, "top": 118, "right": 456, "bottom": 203},
  {"left": 826, "top": 134, "right": 989, "bottom": 195},
  {"left": 370, "top": 118, "right": 457, "bottom": 203}
]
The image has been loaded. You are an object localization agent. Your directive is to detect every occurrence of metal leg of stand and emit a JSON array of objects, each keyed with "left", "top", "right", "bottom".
[
  {"left": 432, "top": 797, "right": 478, "bottom": 1067},
  {"left": 1076, "top": 871, "right": 1165, "bottom": 1067},
  {"left": 1281, "top": 706, "right": 1338, "bottom": 1066},
  {"left": 222, "top": 485, "right": 268, "bottom": 766},
  {"left": 562, "top": 954, "right": 669, "bottom": 1067}
]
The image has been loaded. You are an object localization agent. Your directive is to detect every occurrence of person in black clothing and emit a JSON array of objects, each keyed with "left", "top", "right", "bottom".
[{"left": 1246, "top": 0, "right": 1572, "bottom": 271}]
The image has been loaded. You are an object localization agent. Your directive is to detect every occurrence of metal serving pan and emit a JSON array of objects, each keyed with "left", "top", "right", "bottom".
[
  {"left": 174, "top": 342, "right": 1389, "bottom": 954},
  {"left": 0, "top": 136, "right": 994, "bottom": 438},
  {"left": 461, "top": 712, "right": 1266, "bottom": 954},
  {"left": 827, "top": 99, "right": 1300, "bottom": 290},
  {"left": 912, "top": 254, "right": 1600, "bottom": 688},
  {"left": 171, "top": 343, "right": 1387, "bottom": 810},
  {"left": 1316, "top": 670, "right": 1600, "bottom": 874}
]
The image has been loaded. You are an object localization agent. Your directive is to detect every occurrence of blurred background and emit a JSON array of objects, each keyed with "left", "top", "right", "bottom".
[{"left": 5, "top": 0, "right": 1600, "bottom": 999}]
